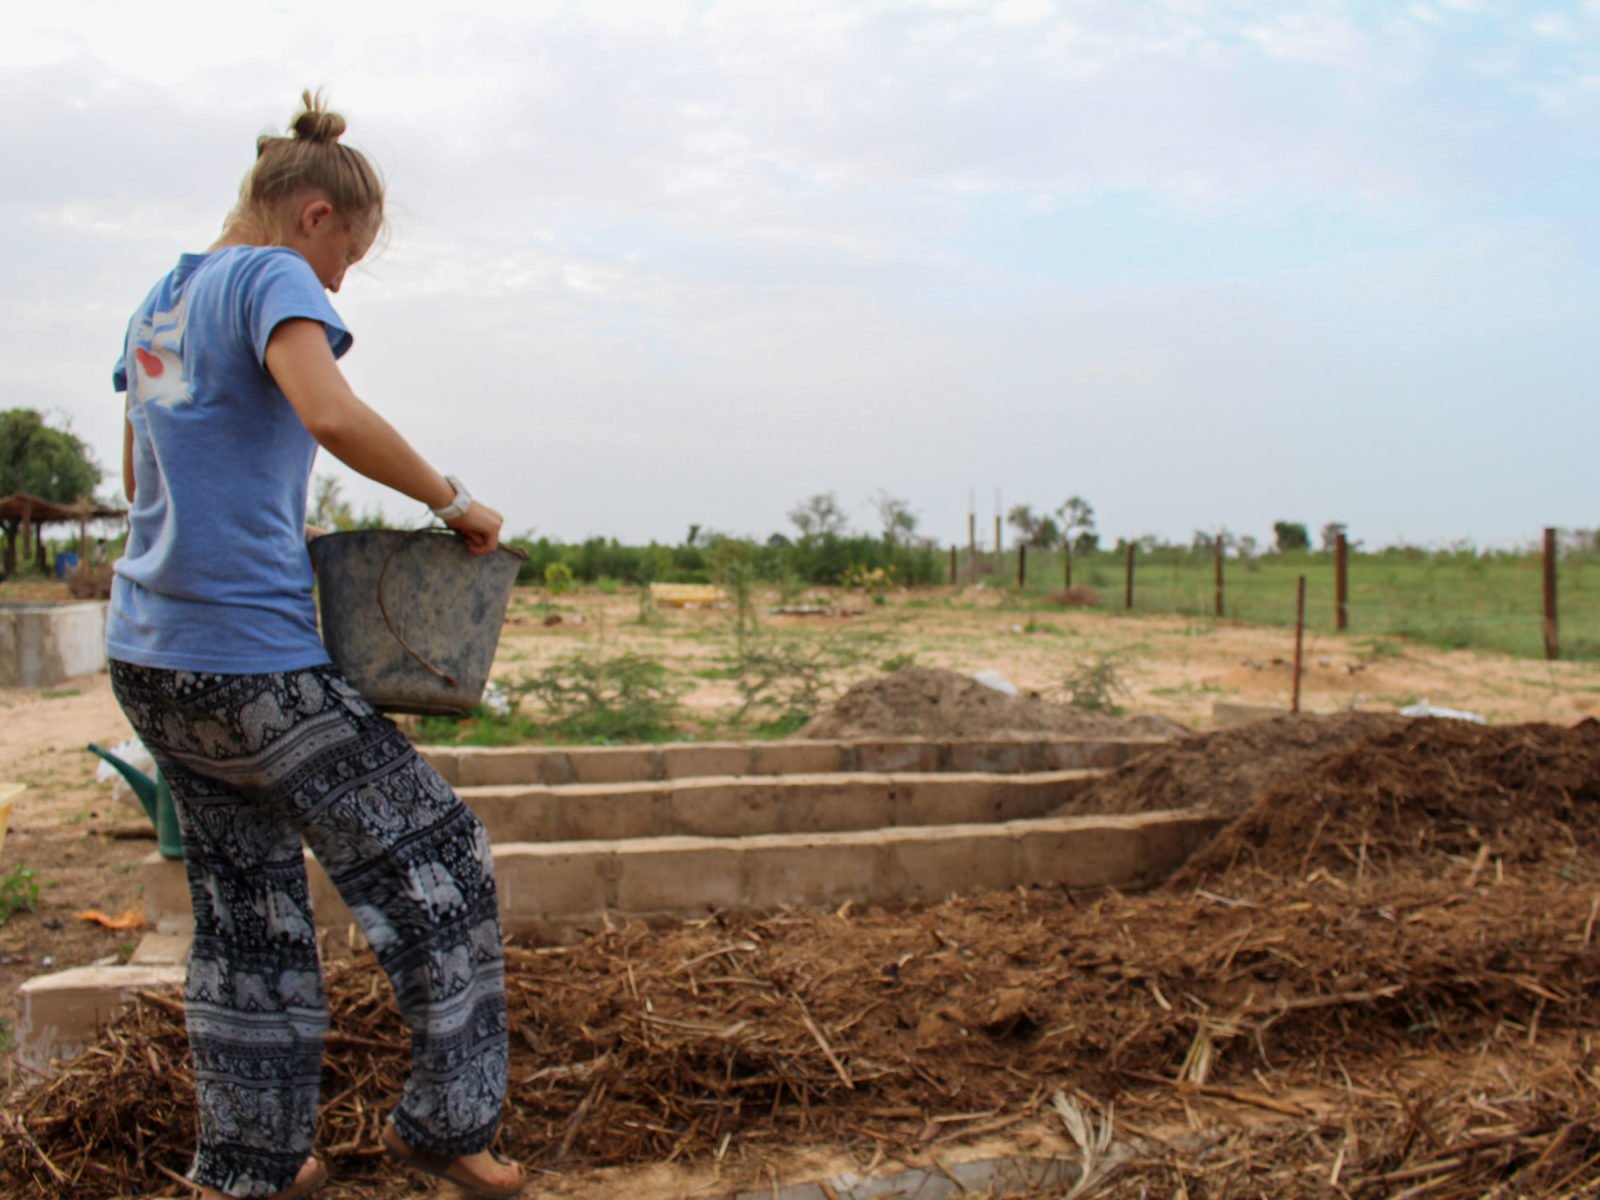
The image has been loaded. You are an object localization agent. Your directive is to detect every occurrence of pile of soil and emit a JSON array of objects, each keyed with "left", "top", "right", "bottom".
[
  {"left": 799, "top": 666, "right": 1182, "bottom": 740},
  {"left": 1179, "top": 716, "right": 1600, "bottom": 884},
  {"left": 1060, "top": 711, "right": 1405, "bottom": 817}
]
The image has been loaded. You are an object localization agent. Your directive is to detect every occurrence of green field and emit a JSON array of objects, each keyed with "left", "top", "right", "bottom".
[{"left": 967, "top": 547, "right": 1600, "bottom": 662}]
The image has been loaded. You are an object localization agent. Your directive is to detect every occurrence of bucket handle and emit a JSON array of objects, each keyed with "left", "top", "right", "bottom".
[{"left": 374, "top": 529, "right": 528, "bottom": 690}]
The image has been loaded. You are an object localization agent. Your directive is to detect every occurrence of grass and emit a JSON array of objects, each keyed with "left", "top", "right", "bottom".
[
  {"left": 0, "top": 866, "right": 40, "bottom": 926},
  {"left": 989, "top": 547, "right": 1600, "bottom": 662}
]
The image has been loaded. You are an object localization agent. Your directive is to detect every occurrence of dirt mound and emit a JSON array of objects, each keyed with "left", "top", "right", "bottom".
[
  {"left": 799, "top": 666, "right": 1182, "bottom": 740},
  {"left": 1177, "top": 717, "right": 1600, "bottom": 886},
  {"left": 1060, "top": 711, "right": 1405, "bottom": 818}
]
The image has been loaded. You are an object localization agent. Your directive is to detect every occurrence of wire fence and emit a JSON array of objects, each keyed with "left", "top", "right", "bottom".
[{"left": 950, "top": 546, "right": 1600, "bottom": 663}]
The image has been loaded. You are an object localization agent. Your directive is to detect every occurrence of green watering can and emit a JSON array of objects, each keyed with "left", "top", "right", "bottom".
[{"left": 88, "top": 743, "right": 183, "bottom": 860}]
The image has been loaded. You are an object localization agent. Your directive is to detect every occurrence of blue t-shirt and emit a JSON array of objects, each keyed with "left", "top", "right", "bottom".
[{"left": 109, "top": 246, "right": 352, "bottom": 673}]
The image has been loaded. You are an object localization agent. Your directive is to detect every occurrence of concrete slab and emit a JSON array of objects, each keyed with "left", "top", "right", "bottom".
[
  {"left": 130, "top": 929, "right": 192, "bottom": 965},
  {"left": 0, "top": 600, "right": 107, "bottom": 688}
]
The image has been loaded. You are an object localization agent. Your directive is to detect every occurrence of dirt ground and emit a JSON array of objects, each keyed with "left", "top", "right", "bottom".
[{"left": 2, "top": 582, "right": 1598, "bottom": 1197}]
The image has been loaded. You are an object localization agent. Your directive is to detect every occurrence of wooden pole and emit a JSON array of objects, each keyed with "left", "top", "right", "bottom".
[
  {"left": 1124, "top": 543, "right": 1135, "bottom": 610},
  {"left": 948, "top": 545, "right": 957, "bottom": 585},
  {"left": 967, "top": 513, "right": 976, "bottom": 585},
  {"left": 1544, "top": 527, "right": 1559, "bottom": 661},
  {"left": 1335, "top": 532, "right": 1349, "bottom": 632},
  {"left": 1213, "top": 538, "right": 1224, "bottom": 618},
  {"left": 1063, "top": 545, "right": 1072, "bottom": 590},
  {"left": 994, "top": 515, "right": 1002, "bottom": 583},
  {"left": 1292, "top": 575, "right": 1307, "bottom": 714},
  {"left": 1017, "top": 543, "right": 1026, "bottom": 588}
]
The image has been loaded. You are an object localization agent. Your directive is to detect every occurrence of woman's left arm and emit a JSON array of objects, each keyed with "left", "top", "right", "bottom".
[{"left": 122, "top": 415, "right": 136, "bottom": 502}]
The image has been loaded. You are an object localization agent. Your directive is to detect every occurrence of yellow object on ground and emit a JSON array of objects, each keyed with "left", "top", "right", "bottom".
[
  {"left": 648, "top": 583, "right": 728, "bottom": 608},
  {"left": 0, "top": 782, "right": 23, "bottom": 855}
]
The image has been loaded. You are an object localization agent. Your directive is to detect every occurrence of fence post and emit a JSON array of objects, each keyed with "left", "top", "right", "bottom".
[
  {"left": 1214, "top": 539, "right": 1224, "bottom": 618},
  {"left": 949, "top": 545, "right": 957, "bottom": 586},
  {"left": 1335, "top": 533, "right": 1349, "bottom": 631},
  {"left": 1017, "top": 543, "right": 1026, "bottom": 588},
  {"left": 994, "top": 515, "right": 1002, "bottom": 583},
  {"left": 1063, "top": 546, "right": 1072, "bottom": 589},
  {"left": 1544, "top": 527, "right": 1560, "bottom": 661},
  {"left": 1292, "top": 575, "right": 1307, "bottom": 714},
  {"left": 1124, "top": 543, "right": 1135, "bottom": 610},
  {"left": 967, "top": 514, "right": 976, "bottom": 585}
]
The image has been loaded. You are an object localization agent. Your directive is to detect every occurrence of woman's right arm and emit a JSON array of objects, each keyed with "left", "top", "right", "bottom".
[{"left": 263, "top": 318, "right": 502, "bottom": 553}]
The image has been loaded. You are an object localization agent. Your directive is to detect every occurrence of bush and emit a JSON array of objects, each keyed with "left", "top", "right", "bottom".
[{"left": 512, "top": 652, "right": 683, "bottom": 743}]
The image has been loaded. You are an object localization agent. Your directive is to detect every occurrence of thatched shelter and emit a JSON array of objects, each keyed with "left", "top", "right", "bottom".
[{"left": 0, "top": 492, "right": 127, "bottom": 578}]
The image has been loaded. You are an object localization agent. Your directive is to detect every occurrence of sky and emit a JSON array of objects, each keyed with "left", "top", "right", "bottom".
[{"left": 3, "top": 0, "right": 1598, "bottom": 551}]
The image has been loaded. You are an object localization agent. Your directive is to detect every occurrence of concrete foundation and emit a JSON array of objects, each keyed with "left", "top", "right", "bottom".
[{"left": 0, "top": 600, "right": 107, "bottom": 688}]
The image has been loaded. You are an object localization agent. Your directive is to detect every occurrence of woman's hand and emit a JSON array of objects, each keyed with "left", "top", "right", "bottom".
[{"left": 447, "top": 501, "right": 502, "bottom": 554}]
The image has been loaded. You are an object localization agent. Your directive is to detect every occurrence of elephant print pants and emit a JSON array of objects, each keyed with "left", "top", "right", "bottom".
[{"left": 109, "top": 662, "right": 509, "bottom": 1199}]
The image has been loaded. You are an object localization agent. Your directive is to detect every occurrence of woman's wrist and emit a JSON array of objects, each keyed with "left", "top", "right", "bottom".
[{"left": 430, "top": 475, "right": 472, "bottom": 522}]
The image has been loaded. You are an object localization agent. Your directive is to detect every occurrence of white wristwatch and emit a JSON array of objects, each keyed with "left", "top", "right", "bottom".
[{"left": 431, "top": 475, "right": 472, "bottom": 522}]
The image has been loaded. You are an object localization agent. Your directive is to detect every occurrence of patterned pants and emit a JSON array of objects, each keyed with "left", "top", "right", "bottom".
[{"left": 110, "top": 662, "right": 509, "bottom": 1198}]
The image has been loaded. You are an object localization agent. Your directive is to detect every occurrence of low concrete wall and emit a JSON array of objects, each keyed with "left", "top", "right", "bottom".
[
  {"left": 141, "top": 810, "right": 1224, "bottom": 940},
  {"left": 0, "top": 601, "right": 107, "bottom": 688},
  {"left": 13, "top": 963, "right": 185, "bottom": 1073},
  {"left": 422, "top": 737, "right": 1164, "bottom": 788}
]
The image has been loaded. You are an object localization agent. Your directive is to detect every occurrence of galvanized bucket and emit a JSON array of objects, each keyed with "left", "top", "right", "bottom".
[{"left": 310, "top": 529, "right": 524, "bottom": 715}]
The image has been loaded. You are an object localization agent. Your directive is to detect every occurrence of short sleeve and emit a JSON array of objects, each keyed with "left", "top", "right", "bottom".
[
  {"left": 239, "top": 248, "right": 354, "bottom": 365},
  {"left": 113, "top": 357, "right": 128, "bottom": 393}
]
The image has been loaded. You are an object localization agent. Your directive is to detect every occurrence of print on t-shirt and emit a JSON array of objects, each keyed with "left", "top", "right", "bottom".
[{"left": 131, "top": 301, "right": 192, "bottom": 410}]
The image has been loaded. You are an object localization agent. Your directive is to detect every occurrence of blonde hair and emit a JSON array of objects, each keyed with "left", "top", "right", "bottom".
[{"left": 220, "top": 89, "right": 385, "bottom": 246}]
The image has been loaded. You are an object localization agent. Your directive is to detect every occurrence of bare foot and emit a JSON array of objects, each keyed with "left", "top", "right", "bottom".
[{"left": 197, "top": 1155, "right": 323, "bottom": 1200}]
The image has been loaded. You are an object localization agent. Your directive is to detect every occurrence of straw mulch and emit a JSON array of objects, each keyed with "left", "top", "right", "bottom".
[{"left": 3, "top": 718, "right": 1599, "bottom": 1199}]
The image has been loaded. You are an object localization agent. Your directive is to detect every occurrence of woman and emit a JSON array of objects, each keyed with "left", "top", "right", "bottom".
[{"left": 111, "top": 91, "right": 524, "bottom": 1200}]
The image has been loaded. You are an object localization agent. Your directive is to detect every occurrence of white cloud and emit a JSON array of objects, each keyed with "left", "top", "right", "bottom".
[{"left": 1531, "top": 11, "right": 1581, "bottom": 41}]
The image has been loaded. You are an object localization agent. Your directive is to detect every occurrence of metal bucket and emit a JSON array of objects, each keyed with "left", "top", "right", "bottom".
[{"left": 310, "top": 529, "right": 524, "bottom": 715}]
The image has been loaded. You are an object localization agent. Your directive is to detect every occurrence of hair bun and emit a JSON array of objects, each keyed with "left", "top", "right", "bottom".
[{"left": 290, "top": 88, "right": 346, "bottom": 144}]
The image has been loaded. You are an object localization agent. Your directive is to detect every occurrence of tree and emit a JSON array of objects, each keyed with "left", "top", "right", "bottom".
[
  {"left": 1273, "top": 521, "right": 1310, "bottom": 553},
  {"left": 1055, "top": 496, "right": 1096, "bottom": 547},
  {"left": 871, "top": 490, "right": 918, "bottom": 547},
  {"left": 788, "top": 491, "right": 848, "bottom": 542},
  {"left": 1319, "top": 521, "right": 1347, "bottom": 554},
  {"left": 1007, "top": 504, "right": 1060, "bottom": 549},
  {"left": 0, "top": 409, "right": 102, "bottom": 576}
]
